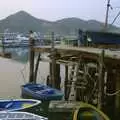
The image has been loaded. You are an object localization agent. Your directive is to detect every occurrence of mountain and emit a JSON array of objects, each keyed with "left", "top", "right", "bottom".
[
  {"left": 0, "top": 11, "right": 52, "bottom": 33},
  {"left": 0, "top": 11, "right": 120, "bottom": 35}
]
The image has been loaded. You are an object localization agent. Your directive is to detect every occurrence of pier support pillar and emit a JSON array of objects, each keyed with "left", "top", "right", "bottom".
[
  {"left": 98, "top": 50, "right": 105, "bottom": 109},
  {"left": 50, "top": 59, "right": 60, "bottom": 89},
  {"left": 29, "top": 30, "right": 35, "bottom": 83},
  {"left": 105, "top": 65, "right": 116, "bottom": 119},
  {"left": 49, "top": 32, "right": 61, "bottom": 89},
  {"left": 64, "top": 65, "right": 68, "bottom": 100},
  {"left": 115, "top": 68, "right": 120, "bottom": 118}
]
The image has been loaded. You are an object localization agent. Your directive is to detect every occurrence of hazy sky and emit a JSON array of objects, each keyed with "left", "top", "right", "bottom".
[{"left": 0, "top": 0, "right": 120, "bottom": 25}]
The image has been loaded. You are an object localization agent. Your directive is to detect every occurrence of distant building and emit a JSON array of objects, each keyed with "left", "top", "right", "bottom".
[
  {"left": 85, "top": 31, "right": 120, "bottom": 48},
  {"left": 77, "top": 30, "right": 120, "bottom": 48}
]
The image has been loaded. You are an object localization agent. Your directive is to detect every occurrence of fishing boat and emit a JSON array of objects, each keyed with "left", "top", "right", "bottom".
[
  {"left": 73, "top": 102, "right": 110, "bottom": 120},
  {"left": 21, "top": 83, "right": 64, "bottom": 101},
  {"left": 0, "top": 99, "right": 41, "bottom": 112},
  {"left": 0, "top": 111, "right": 48, "bottom": 120}
]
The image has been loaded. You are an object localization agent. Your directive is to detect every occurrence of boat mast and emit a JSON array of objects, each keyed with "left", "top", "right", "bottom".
[{"left": 104, "top": 0, "right": 111, "bottom": 30}]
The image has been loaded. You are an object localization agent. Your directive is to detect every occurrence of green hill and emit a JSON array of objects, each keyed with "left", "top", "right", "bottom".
[{"left": 0, "top": 11, "right": 119, "bottom": 35}]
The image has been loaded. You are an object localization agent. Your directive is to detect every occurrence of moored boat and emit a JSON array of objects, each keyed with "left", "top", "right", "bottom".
[
  {"left": 0, "top": 111, "right": 48, "bottom": 120},
  {"left": 0, "top": 99, "right": 41, "bottom": 112},
  {"left": 21, "top": 83, "right": 64, "bottom": 101}
]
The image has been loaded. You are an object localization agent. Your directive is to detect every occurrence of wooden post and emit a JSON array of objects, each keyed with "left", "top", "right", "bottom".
[
  {"left": 116, "top": 69, "right": 120, "bottom": 106},
  {"left": 82, "top": 31, "right": 87, "bottom": 46},
  {"left": 50, "top": 32, "right": 61, "bottom": 89},
  {"left": 34, "top": 53, "right": 41, "bottom": 83},
  {"left": 115, "top": 69, "right": 120, "bottom": 118},
  {"left": 49, "top": 55, "right": 61, "bottom": 89},
  {"left": 98, "top": 49, "right": 105, "bottom": 109},
  {"left": 51, "top": 32, "right": 56, "bottom": 88},
  {"left": 78, "top": 29, "right": 81, "bottom": 47},
  {"left": 51, "top": 32, "right": 55, "bottom": 50},
  {"left": 29, "top": 30, "right": 35, "bottom": 83},
  {"left": 55, "top": 62, "right": 60, "bottom": 89},
  {"left": 64, "top": 65, "right": 68, "bottom": 100}
]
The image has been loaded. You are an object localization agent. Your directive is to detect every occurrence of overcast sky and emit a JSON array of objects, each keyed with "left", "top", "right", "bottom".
[{"left": 0, "top": 0, "right": 120, "bottom": 26}]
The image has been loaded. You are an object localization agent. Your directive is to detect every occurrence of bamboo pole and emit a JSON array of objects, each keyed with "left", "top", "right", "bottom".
[{"left": 34, "top": 53, "right": 41, "bottom": 83}]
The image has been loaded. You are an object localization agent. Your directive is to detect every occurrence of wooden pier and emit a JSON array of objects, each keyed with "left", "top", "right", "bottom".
[
  {"left": 0, "top": 31, "right": 119, "bottom": 119},
  {"left": 5, "top": 30, "right": 113, "bottom": 119},
  {"left": 28, "top": 42, "right": 120, "bottom": 117},
  {"left": 0, "top": 30, "right": 119, "bottom": 118}
]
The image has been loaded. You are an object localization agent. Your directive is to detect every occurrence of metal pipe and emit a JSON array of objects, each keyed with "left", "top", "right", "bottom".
[{"left": 104, "top": 0, "right": 111, "bottom": 30}]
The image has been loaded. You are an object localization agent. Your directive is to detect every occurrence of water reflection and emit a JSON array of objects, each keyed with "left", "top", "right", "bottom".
[{"left": 0, "top": 47, "right": 29, "bottom": 63}]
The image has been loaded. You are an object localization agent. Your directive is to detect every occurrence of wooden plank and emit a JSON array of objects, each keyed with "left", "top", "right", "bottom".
[
  {"left": 33, "top": 46, "right": 120, "bottom": 66},
  {"left": 49, "top": 101, "right": 81, "bottom": 112},
  {"left": 33, "top": 46, "right": 120, "bottom": 59},
  {"left": 40, "top": 55, "right": 120, "bottom": 68}
]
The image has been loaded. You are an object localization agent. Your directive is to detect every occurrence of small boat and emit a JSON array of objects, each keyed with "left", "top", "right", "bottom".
[
  {"left": 0, "top": 111, "right": 48, "bottom": 120},
  {"left": 73, "top": 102, "right": 110, "bottom": 120},
  {"left": 21, "top": 83, "right": 64, "bottom": 100},
  {"left": 0, "top": 99, "right": 41, "bottom": 112}
]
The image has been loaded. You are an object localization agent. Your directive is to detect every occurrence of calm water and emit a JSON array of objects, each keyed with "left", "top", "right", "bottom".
[
  {"left": 0, "top": 47, "right": 65, "bottom": 98},
  {"left": 0, "top": 48, "right": 47, "bottom": 98}
]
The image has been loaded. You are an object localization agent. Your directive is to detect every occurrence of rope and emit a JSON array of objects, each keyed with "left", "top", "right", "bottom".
[
  {"left": 20, "top": 69, "right": 26, "bottom": 84},
  {"left": 73, "top": 108, "right": 79, "bottom": 120},
  {"left": 16, "top": 62, "right": 29, "bottom": 85},
  {"left": 105, "top": 89, "right": 120, "bottom": 96},
  {"left": 111, "top": 10, "right": 120, "bottom": 25},
  {"left": 72, "top": 103, "right": 110, "bottom": 120}
]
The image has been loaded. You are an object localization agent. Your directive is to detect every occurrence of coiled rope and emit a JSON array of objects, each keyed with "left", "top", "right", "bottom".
[{"left": 72, "top": 103, "right": 110, "bottom": 120}]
